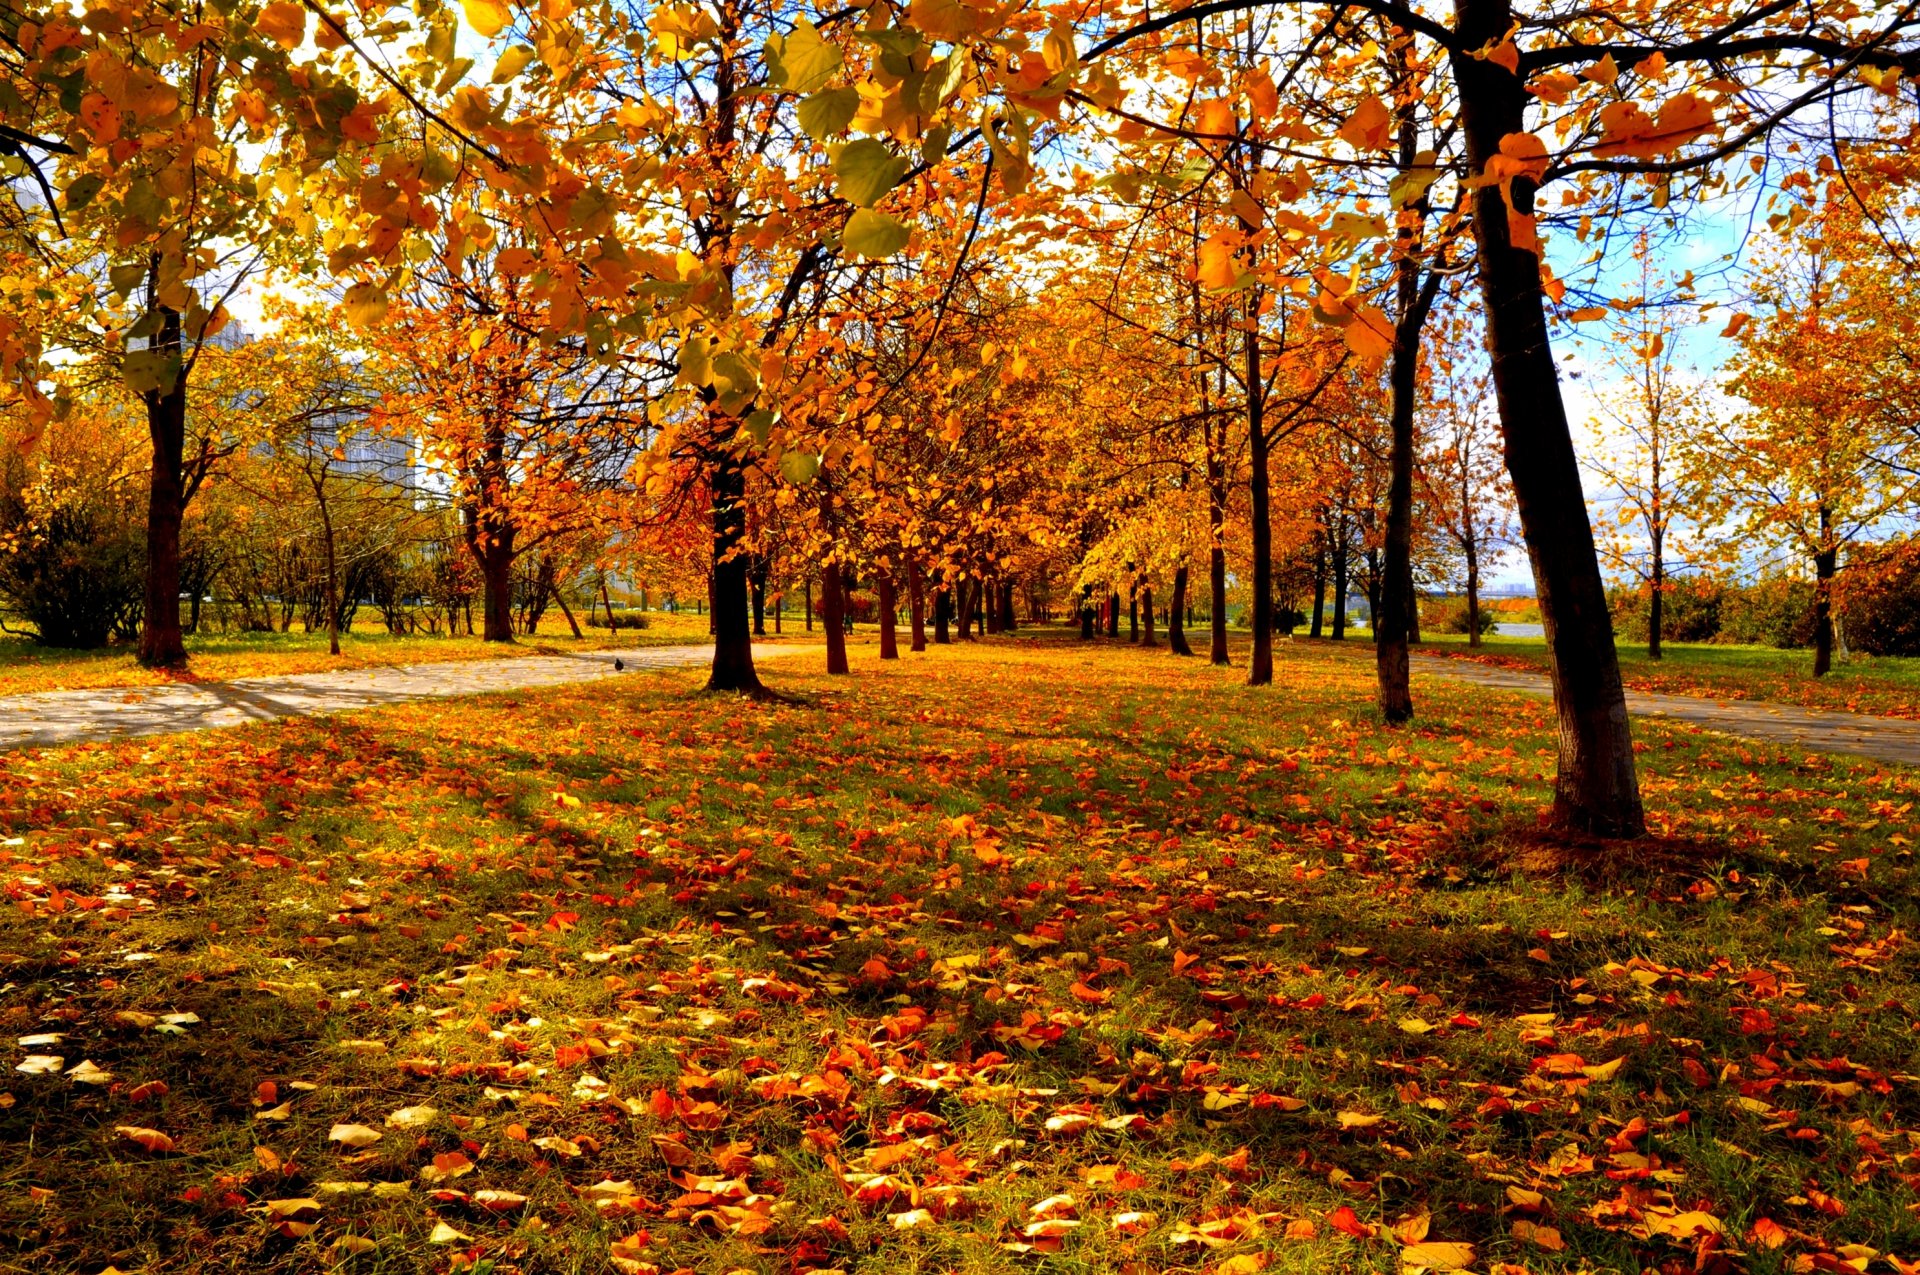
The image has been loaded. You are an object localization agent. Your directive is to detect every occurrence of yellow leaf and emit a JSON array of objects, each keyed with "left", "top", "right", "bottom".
[
  {"left": 1721, "top": 312, "right": 1751, "bottom": 338},
  {"left": 461, "top": 0, "right": 514, "bottom": 38},
  {"left": 329, "top": 1124, "right": 383, "bottom": 1149},
  {"left": 1583, "top": 53, "right": 1619, "bottom": 85},
  {"left": 115, "top": 1126, "right": 175, "bottom": 1152},
  {"left": 1512, "top": 1219, "right": 1566, "bottom": 1250},
  {"left": 255, "top": 2, "right": 307, "bottom": 48},
  {"left": 1229, "top": 189, "right": 1264, "bottom": 227},
  {"left": 1399, "top": 1240, "right": 1476, "bottom": 1271},
  {"left": 1337, "top": 1110, "right": 1383, "bottom": 1129},
  {"left": 1342, "top": 306, "right": 1395, "bottom": 360},
  {"left": 1338, "top": 95, "right": 1393, "bottom": 151}
]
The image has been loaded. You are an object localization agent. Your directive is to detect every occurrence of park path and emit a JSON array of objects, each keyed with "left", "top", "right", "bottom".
[
  {"left": 0, "top": 644, "right": 807, "bottom": 752},
  {"left": 1413, "top": 654, "right": 1920, "bottom": 767}
]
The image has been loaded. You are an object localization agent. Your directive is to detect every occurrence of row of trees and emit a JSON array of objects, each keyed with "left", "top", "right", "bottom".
[{"left": 7, "top": 0, "right": 1920, "bottom": 839}]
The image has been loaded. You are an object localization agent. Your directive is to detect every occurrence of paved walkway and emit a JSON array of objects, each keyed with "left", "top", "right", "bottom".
[
  {"left": 0, "top": 644, "right": 806, "bottom": 752},
  {"left": 1413, "top": 655, "right": 1920, "bottom": 767}
]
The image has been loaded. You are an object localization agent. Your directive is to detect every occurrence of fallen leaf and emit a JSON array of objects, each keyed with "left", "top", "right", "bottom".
[{"left": 329, "top": 1124, "right": 383, "bottom": 1149}]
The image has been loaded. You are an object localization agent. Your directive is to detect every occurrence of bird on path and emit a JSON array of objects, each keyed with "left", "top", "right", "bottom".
[{"left": 614, "top": 658, "right": 625, "bottom": 671}]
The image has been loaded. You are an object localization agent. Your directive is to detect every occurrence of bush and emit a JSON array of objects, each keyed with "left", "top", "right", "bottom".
[
  {"left": 1435, "top": 599, "right": 1497, "bottom": 636},
  {"left": 0, "top": 449, "right": 145, "bottom": 648},
  {"left": 1842, "top": 543, "right": 1920, "bottom": 656},
  {"left": 1719, "top": 576, "right": 1817, "bottom": 649},
  {"left": 605, "top": 609, "right": 651, "bottom": 631},
  {"left": 1610, "top": 577, "right": 1725, "bottom": 644}
]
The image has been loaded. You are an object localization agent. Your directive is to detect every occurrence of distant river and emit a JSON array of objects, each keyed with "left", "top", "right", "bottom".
[{"left": 1493, "top": 622, "right": 1545, "bottom": 638}]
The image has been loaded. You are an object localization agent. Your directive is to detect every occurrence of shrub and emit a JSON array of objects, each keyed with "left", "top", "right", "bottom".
[
  {"left": 0, "top": 448, "right": 146, "bottom": 649},
  {"left": 1719, "top": 576, "right": 1817, "bottom": 648},
  {"left": 1841, "top": 543, "right": 1920, "bottom": 656},
  {"left": 1610, "top": 577, "right": 1724, "bottom": 644},
  {"left": 1435, "top": 599, "right": 1497, "bottom": 635}
]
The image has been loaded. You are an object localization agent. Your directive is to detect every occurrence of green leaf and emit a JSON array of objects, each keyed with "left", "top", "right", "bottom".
[
  {"left": 1389, "top": 149, "right": 1442, "bottom": 208},
  {"left": 108, "top": 263, "right": 147, "bottom": 300},
  {"left": 769, "top": 19, "right": 841, "bottom": 95},
  {"left": 779, "top": 450, "right": 821, "bottom": 485},
  {"left": 122, "top": 348, "right": 182, "bottom": 396},
  {"left": 62, "top": 173, "right": 103, "bottom": 212},
  {"left": 676, "top": 335, "right": 713, "bottom": 387},
  {"left": 921, "top": 126, "right": 951, "bottom": 165},
  {"left": 491, "top": 45, "right": 537, "bottom": 83},
  {"left": 834, "top": 138, "right": 908, "bottom": 207},
  {"left": 797, "top": 88, "right": 859, "bottom": 141},
  {"left": 842, "top": 208, "right": 910, "bottom": 258},
  {"left": 744, "top": 409, "right": 779, "bottom": 445}
]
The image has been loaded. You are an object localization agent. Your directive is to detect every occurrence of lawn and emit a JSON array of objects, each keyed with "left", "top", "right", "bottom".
[
  {"left": 0, "top": 613, "right": 721, "bottom": 698},
  {"left": 1415, "top": 631, "right": 1920, "bottom": 721},
  {"left": 1, "top": 633, "right": 1916, "bottom": 1275}
]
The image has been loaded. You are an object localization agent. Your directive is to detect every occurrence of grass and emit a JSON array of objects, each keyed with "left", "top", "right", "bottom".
[
  {"left": 0, "top": 612, "right": 721, "bottom": 698},
  {"left": 0, "top": 630, "right": 1916, "bottom": 1275},
  {"left": 1416, "top": 631, "right": 1920, "bottom": 720}
]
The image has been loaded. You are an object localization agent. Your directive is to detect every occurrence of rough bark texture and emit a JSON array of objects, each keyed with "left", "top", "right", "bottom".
[
  {"left": 1245, "top": 320, "right": 1274, "bottom": 686},
  {"left": 823, "top": 561, "right": 849, "bottom": 675},
  {"left": 1168, "top": 566, "right": 1193, "bottom": 656},
  {"left": 706, "top": 451, "right": 762, "bottom": 693},
  {"left": 877, "top": 575, "right": 899, "bottom": 660},
  {"left": 138, "top": 308, "right": 189, "bottom": 669},
  {"left": 1453, "top": 0, "right": 1644, "bottom": 836},
  {"left": 908, "top": 562, "right": 927, "bottom": 651},
  {"left": 476, "top": 533, "right": 516, "bottom": 644}
]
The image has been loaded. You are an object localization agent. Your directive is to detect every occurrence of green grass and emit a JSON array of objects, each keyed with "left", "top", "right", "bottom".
[
  {"left": 1416, "top": 631, "right": 1920, "bottom": 719},
  {"left": 0, "top": 632, "right": 1915, "bottom": 1274}
]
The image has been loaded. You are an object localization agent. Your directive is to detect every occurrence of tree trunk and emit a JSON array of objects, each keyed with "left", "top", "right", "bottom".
[
  {"left": 909, "top": 561, "right": 927, "bottom": 651},
  {"left": 804, "top": 579, "right": 813, "bottom": 631},
  {"left": 1169, "top": 566, "right": 1193, "bottom": 656},
  {"left": 1081, "top": 583, "right": 1095, "bottom": 639},
  {"left": 1453, "top": 0, "right": 1644, "bottom": 837},
  {"left": 601, "top": 578, "right": 615, "bottom": 629},
  {"left": 707, "top": 450, "right": 762, "bottom": 693},
  {"left": 823, "top": 560, "right": 849, "bottom": 674},
  {"left": 316, "top": 485, "right": 341, "bottom": 657},
  {"left": 1465, "top": 534, "right": 1483, "bottom": 649},
  {"left": 958, "top": 579, "right": 977, "bottom": 639},
  {"left": 934, "top": 586, "right": 951, "bottom": 643},
  {"left": 478, "top": 537, "right": 515, "bottom": 643},
  {"left": 1106, "top": 590, "right": 1120, "bottom": 638},
  {"left": 138, "top": 309, "right": 189, "bottom": 669},
  {"left": 878, "top": 574, "right": 899, "bottom": 660},
  {"left": 1331, "top": 523, "right": 1349, "bottom": 641},
  {"left": 554, "top": 587, "right": 584, "bottom": 639},
  {"left": 1141, "top": 584, "right": 1156, "bottom": 647},
  {"left": 1812, "top": 536, "right": 1836, "bottom": 678},
  {"left": 1310, "top": 530, "right": 1327, "bottom": 638},
  {"left": 984, "top": 577, "right": 1001, "bottom": 634},
  {"left": 1376, "top": 220, "right": 1439, "bottom": 722},
  {"left": 1245, "top": 319, "right": 1274, "bottom": 686},
  {"left": 751, "top": 558, "right": 767, "bottom": 636},
  {"left": 1000, "top": 580, "right": 1016, "bottom": 630},
  {"left": 1647, "top": 528, "right": 1664, "bottom": 661}
]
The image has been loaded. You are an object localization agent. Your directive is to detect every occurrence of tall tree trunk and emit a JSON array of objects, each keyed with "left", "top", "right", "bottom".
[
  {"left": 1245, "top": 319, "right": 1274, "bottom": 686},
  {"left": 823, "top": 560, "right": 849, "bottom": 675},
  {"left": 1000, "top": 579, "right": 1016, "bottom": 630},
  {"left": 1128, "top": 581, "right": 1139, "bottom": 642},
  {"left": 601, "top": 578, "right": 615, "bottom": 629},
  {"left": 553, "top": 587, "right": 584, "bottom": 638},
  {"left": 1169, "top": 566, "right": 1193, "bottom": 656},
  {"left": 1465, "top": 536, "right": 1483, "bottom": 649},
  {"left": 958, "top": 579, "right": 976, "bottom": 639},
  {"left": 909, "top": 561, "right": 927, "bottom": 651},
  {"left": 706, "top": 449, "right": 762, "bottom": 693},
  {"left": 878, "top": 574, "right": 899, "bottom": 660},
  {"left": 804, "top": 579, "right": 813, "bottom": 631},
  {"left": 1106, "top": 590, "right": 1120, "bottom": 638},
  {"left": 1454, "top": 0, "right": 1644, "bottom": 836},
  {"left": 1648, "top": 528, "right": 1664, "bottom": 662},
  {"left": 1331, "top": 522, "right": 1349, "bottom": 641},
  {"left": 1310, "top": 529, "right": 1327, "bottom": 638},
  {"left": 984, "top": 577, "right": 1001, "bottom": 634},
  {"left": 1376, "top": 173, "right": 1441, "bottom": 722},
  {"left": 139, "top": 308, "right": 189, "bottom": 669},
  {"left": 1080, "top": 583, "right": 1095, "bottom": 639},
  {"left": 1141, "top": 584, "right": 1157, "bottom": 647},
  {"left": 477, "top": 535, "right": 516, "bottom": 643},
  {"left": 316, "top": 485, "right": 341, "bottom": 657},
  {"left": 751, "top": 558, "right": 767, "bottom": 636},
  {"left": 1812, "top": 512, "right": 1836, "bottom": 677},
  {"left": 934, "top": 585, "right": 951, "bottom": 643}
]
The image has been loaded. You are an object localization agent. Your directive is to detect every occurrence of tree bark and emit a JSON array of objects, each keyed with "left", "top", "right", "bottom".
[
  {"left": 909, "top": 561, "right": 927, "bottom": 651},
  {"left": 878, "top": 574, "right": 899, "bottom": 660},
  {"left": 1106, "top": 590, "right": 1120, "bottom": 638},
  {"left": 1310, "top": 529, "right": 1327, "bottom": 638},
  {"left": 1169, "top": 566, "right": 1193, "bottom": 656},
  {"left": 476, "top": 534, "right": 516, "bottom": 644},
  {"left": 706, "top": 449, "right": 762, "bottom": 693},
  {"left": 1128, "top": 582, "right": 1139, "bottom": 642},
  {"left": 934, "top": 585, "right": 951, "bottom": 643},
  {"left": 1453, "top": 0, "right": 1644, "bottom": 836},
  {"left": 1331, "top": 522, "right": 1349, "bottom": 641},
  {"left": 1465, "top": 538, "right": 1483, "bottom": 649},
  {"left": 1812, "top": 528, "right": 1836, "bottom": 678},
  {"left": 751, "top": 557, "right": 767, "bottom": 636},
  {"left": 1080, "top": 583, "right": 1095, "bottom": 639},
  {"left": 316, "top": 476, "right": 341, "bottom": 657},
  {"left": 823, "top": 560, "right": 849, "bottom": 674},
  {"left": 1141, "top": 584, "right": 1157, "bottom": 647},
  {"left": 1648, "top": 527, "right": 1664, "bottom": 661},
  {"left": 1000, "top": 579, "right": 1016, "bottom": 630},
  {"left": 138, "top": 307, "right": 190, "bottom": 669},
  {"left": 553, "top": 586, "right": 584, "bottom": 638},
  {"left": 1245, "top": 318, "right": 1274, "bottom": 685}
]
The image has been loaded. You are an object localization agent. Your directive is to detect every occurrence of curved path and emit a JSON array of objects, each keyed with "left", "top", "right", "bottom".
[
  {"left": 1414, "top": 655, "right": 1920, "bottom": 767},
  {"left": 0, "top": 644, "right": 807, "bottom": 752}
]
